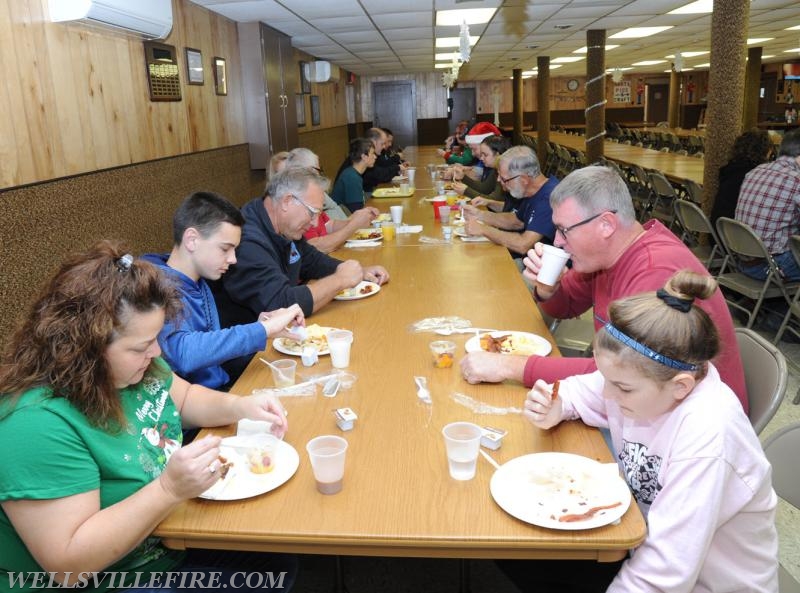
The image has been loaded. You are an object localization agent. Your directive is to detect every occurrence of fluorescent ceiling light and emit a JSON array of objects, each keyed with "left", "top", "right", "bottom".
[
  {"left": 694, "top": 63, "right": 710, "bottom": 68},
  {"left": 664, "top": 67, "right": 694, "bottom": 71},
  {"left": 573, "top": 45, "right": 619, "bottom": 53},
  {"left": 632, "top": 60, "right": 667, "bottom": 66},
  {"left": 436, "top": 8, "right": 497, "bottom": 26},
  {"left": 669, "top": 0, "right": 712, "bottom": 14},
  {"left": 747, "top": 38, "right": 773, "bottom": 44},
  {"left": 605, "top": 67, "right": 633, "bottom": 72},
  {"left": 436, "top": 36, "right": 480, "bottom": 48},
  {"left": 786, "top": 25, "right": 800, "bottom": 30},
  {"left": 665, "top": 51, "right": 708, "bottom": 58},
  {"left": 784, "top": 48, "right": 800, "bottom": 53},
  {"left": 552, "top": 56, "right": 584, "bottom": 63},
  {"left": 611, "top": 26, "right": 673, "bottom": 39},
  {"left": 522, "top": 70, "right": 537, "bottom": 76},
  {"left": 435, "top": 52, "right": 461, "bottom": 61},
  {"left": 434, "top": 63, "right": 454, "bottom": 69},
  {"left": 763, "top": 55, "right": 775, "bottom": 59}
]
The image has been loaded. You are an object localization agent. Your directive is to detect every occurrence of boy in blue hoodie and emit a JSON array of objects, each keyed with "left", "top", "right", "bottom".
[{"left": 142, "top": 191, "right": 304, "bottom": 390}]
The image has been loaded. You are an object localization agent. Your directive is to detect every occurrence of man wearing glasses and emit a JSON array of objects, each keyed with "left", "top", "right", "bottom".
[
  {"left": 214, "top": 167, "right": 390, "bottom": 329},
  {"left": 460, "top": 165, "right": 747, "bottom": 411},
  {"left": 461, "top": 145, "right": 558, "bottom": 261}
]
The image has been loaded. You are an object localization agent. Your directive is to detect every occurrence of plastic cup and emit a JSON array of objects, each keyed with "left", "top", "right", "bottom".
[
  {"left": 430, "top": 340, "right": 456, "bottom": 368},
  {"left": 442, "top": 422, "right": 482, "bottom": 481},
  {"left": 432, "top": 199, "right": 446, "bottom": 220},
  {"left": 306, "top": 435, "right": 348, "bottom": 495},
  {"left": 442, "top": 225, "right": 453, "bottom": 242},
  {"left": 381, "top": 221, "right": 396, "bottom": 241},
  {"left": 427, "top": 163, "right": 436, "bottom": 179},
  {"left": 390, "top": 205, "right": 403, "bottom": 225},
  {"left": 435, "top": 180, "right": 446, "bottom": 194},
  {"left": 438, "top": 205, "right": 451, "bottom": 224},
  {"left": 327, "top": 329, "right": 353, "bottom": 368},
  {"left": 399, "top": 182, "right": 410, "bottom": 194},
  {"left": 537, "top": 244, "right": 571, "bottom": 286},
  {"left": 406, "top": 168, "right": 416, "bottom": 187},
  {"left": 270, "top": 359, "right": 297, "bottom": 387},
  {"left": 446, "top": 193, "right": 458, "bottom": 206}
]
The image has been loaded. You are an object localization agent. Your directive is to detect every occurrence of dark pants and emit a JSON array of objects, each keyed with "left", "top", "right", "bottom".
[{"left": 496, "top": 558, "right": 625, "bottom": 593}]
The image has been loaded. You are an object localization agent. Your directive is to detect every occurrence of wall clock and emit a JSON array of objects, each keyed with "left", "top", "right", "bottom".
[{"left": 567, "top": 79, "right": 579, "bottom": 91}]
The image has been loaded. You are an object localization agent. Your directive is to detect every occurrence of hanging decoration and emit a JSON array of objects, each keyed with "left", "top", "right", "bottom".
[
  {"left": 673, "top": 51, "right": 683, "bottom": 73},
  {"left": 611, "top": 68, "right": 624, "bottom": 84},
  {"left": 459, "top": 20, "right": 471, "bottom": 63}
]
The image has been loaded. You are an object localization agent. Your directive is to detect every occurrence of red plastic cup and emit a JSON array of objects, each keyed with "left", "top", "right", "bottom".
[{"left": 432, "top": 199, "right": 446, "bottom": 219}]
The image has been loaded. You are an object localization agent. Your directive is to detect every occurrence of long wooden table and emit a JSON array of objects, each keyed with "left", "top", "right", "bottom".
[
  {"left": 539, "top": 131, "right": 705, "bottom": 185},
  {"left": 155, "top": 146, "right": 646, "bottom": 562}
]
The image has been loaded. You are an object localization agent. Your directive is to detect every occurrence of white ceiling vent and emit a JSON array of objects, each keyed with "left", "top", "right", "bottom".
[{"left": 48, "top": 0, "right": 173, "bottom": 40}]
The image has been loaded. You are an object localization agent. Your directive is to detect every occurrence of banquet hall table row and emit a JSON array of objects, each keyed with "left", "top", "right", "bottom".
[{"left": 154, "top": 146, "right": 646, "bottom": 562}]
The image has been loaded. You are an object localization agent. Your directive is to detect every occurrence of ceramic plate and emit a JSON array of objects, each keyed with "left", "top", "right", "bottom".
[
  {"left": 273, "top": 326, "right": 336, "bottom": 356},
  {"left": 347, "top": 228, "right": 384, "bottom": 244},
  {"left": 464, "top": 331, "right": 552, "bottom": 356},
  {"left": 200, "top": 436, "right": 300, "bottom": 501},
  {"left": 490, "top": 452, "right": 631, "bottom": 530},
  {"left": 334, "top": 280, "right": 381, "bottom": 301}
]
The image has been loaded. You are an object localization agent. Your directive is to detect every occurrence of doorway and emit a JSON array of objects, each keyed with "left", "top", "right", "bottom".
[
  {"left": 450, "top": 87, "right": 476, "bottom": 131},
  {"left": 646, "top": 84, "right": 669, "bottom": 124},
  {"left": 372, "top": 81, "right": 417, "bottom": 148}
]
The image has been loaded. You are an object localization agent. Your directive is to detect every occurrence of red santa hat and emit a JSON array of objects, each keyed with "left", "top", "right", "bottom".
[{"left": 464, "top": 122, "right": 502, "bottom": 145}]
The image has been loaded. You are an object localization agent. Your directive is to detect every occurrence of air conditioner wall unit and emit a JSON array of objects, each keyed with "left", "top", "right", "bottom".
[
  {"left": 48, "top": 0, "right": 173, "bottom": 40},
  {"left": 304, "top": 61, "right": 339, "bottom": 84}
]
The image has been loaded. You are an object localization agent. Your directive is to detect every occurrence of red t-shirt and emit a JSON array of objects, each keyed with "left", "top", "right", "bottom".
[
  {"left": 526, "top": 220, "right": 748, "bottom": 412},
  {"left": 303, "top": 212, "right": 330, "bottom": 240}
]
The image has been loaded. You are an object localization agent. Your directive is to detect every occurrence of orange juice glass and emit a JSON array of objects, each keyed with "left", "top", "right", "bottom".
[{"left": 381, "top": 221, "right": 396, "bottom": 240}]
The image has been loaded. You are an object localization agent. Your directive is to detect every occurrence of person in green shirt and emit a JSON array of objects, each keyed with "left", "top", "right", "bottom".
[
  {"left": 331, "top": 137, "right": 376, "bottom": 212},
  {"left": 0, "top": 241, "right": 299, "bottom": 593}
]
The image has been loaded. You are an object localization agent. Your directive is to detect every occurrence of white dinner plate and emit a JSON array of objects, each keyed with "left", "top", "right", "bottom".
[
  {"left": 200, "top": 437, "right": 300, "bottom": 501},
  {"left": 490, "top": 452, "right": 631, "bottom": 530},
  {"left": 464, "top": 331, "right": 552, "bottom": 357},
  {"left": 348, "top": 228, "right": 384, "bottom": 244},
  {"left": 334, "top": 281, "right": 381, "bottom": 301},
  {"left": 454, "top": 228, "right": 491, "bottom": 242},
  {"left": 273, "top": 326, "right": 337, "bottom": 356}
]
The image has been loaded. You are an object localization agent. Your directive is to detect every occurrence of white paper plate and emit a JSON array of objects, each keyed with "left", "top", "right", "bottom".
[
  {"left": 334, "top": 281, "right": 381, "bottom": 301},
  {"left": 464, "top": 331, "right": 552, "bottom": 357},
  {"left": 273, "top": 326, "right": 337, "bottom": 356},
  {"left": 490, "top": 452, "right": 631, "bottom": 530},
  {"left": 454, "top": 228, "right": 491, "bottom": 242},
  {"left": 200, "top": 436, "right": 300, "bottom": 501}
]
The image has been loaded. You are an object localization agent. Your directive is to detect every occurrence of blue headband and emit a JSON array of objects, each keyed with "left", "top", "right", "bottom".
[{"left": 603, "top": 322, "right": 699, "bottom": 372}]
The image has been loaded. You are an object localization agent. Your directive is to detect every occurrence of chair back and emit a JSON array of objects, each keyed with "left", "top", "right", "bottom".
[
  {"left": 682, "top": 179, "right": 704, "bottom": 203},
  {"left": 674, "top": 199, "right": 716, "bottom": 238},
  {"left": 715, "top": 217, "right": 771, "bottom": 261},
  {"left": 763, "top": 423, "right": 800, "bottom": 508},
  {"left": 736, "top": 328, "right": 787, "bottom": 434}
]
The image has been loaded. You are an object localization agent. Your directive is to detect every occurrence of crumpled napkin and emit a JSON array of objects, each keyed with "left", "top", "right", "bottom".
[
  {"left": 397, "top": 225, "right": 423, "bottom": 234},
  {"left": 345, "top": 240, "right": 382, "bottom": 248}
]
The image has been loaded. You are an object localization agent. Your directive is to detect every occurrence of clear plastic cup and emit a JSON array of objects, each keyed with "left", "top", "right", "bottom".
[
  {"left": 406, "top": 168, "right": 416, "bottom": 187},
  {"left": 438, "top": 205, "right": 451, "bottom": 224},
  {"left": 306, "top": 435, "right": 348, "bottom": 494},
  {"left": 442, "top": 422, "right": 482, "bottom": 480},
  {"left": 381, "top": 221, "right": 396, "bottom": 240},
  {"left": 430, "top": 340, "right": 456, "bottom": 368},
  {"left": 390, "top": 205, "right": 403, "bottom": 224},
  {"left": 327, "top": 329, "right": 353, "bottom": 368},
  {"left": 270, "top": 359, "right": 297, "bottom": 387}
]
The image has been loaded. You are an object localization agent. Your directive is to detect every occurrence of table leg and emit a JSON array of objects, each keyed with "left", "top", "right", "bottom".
[
  {"left": 334, "top": 555, "right": 349, "bottom": 593},
  {"left": 458, "top": 558, "right": 471, "bottom": 593}
]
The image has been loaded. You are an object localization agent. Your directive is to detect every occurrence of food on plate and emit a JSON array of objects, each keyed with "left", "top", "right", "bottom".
[
  {"left": 352, "top": 229, "right": 383, "bottom": 241},
  {"left": 558, "top": 502, "right": 622, "bottom": 523},
  {"left": 479, "top": 332, "right": 548, "bottom": 356},
  {"left": 551, "top": 380, "right": 560, "bottom": 401},
  {"left": 280, "top": 323, "right": 329, "bottom": 353},
  {"left": 375, "top": 213, "right": 392, "bottom": 222},
  {"left": 337, "top": 283, "right": 376, "bottom": 298},
  {"left": 217, "top": 455, "right": 233, "bottom": 480},
  {"left": 247, "top": 446, "right": 276, "bottom": 474}
]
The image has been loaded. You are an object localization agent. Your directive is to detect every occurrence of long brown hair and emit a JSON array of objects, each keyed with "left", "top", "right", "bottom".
[
  {"left": 0, "top": 241, "right": 181, "bottom": 427},
  {"left": 595, "top": 270, "right": 720, "bottom": 383}
]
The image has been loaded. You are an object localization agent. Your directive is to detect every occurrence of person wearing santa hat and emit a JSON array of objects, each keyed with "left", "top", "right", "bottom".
[{"left": 462, "top": 144, "right": 558, "bottom": 261}]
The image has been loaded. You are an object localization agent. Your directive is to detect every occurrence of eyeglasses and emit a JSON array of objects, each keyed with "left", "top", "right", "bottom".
[
  {"left": 498, "top": 173, "right": 523, "bottom": 184},
  {"left": 555, "top": 210, "right": 617, "bottom": 239},
  {"left": 291, "top": 194, "right": 322, "bottom": 220}
]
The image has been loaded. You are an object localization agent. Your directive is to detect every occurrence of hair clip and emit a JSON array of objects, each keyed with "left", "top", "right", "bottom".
[
  {"left": 603, "top": 322, "right": 699, "bottom": 371},
  {"left": 116, "top": 254, "right": 134, "bottom": 273}
]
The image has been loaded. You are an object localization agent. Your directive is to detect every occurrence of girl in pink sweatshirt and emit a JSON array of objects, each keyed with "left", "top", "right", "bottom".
[{"left": 521, "top": 270, "right": 778, "bottom": 593}]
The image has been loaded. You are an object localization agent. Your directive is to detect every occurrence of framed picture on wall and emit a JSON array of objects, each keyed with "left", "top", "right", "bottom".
[
  {"left": 296, "top": 94, "right": 306, "bottom": 127},
  {"left": 185, "top": 48, "right": 204, "bottom": 85},
  {"left": 310, "top": 95, "right": 320, "bottom": 126},
  {"left": 213, "top": 57, "right": 227, "bottom": 95},
  {"left": 299, "top": 61, "right": 311, "bottom": 94}
]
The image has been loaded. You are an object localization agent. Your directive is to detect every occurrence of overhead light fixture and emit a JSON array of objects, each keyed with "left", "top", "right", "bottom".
[
  {"left": 605, "top": 67, "right": 633, "bottom": 72},
  {"left": 434, "top": 63, "right": 454, "bottom": 69},
  {"left": 786, "top": 25, "right": 800, "bottom": 31},
  {"left": 435, "top": 52, "right": 461, "bottom": 61},
  {"left": 784, "top": 47, "right": 800, "bottom": 53},
  {"left": 632, "top": 60, "right": 667, "bottom": 66},
  {"left": 665, "top": 51, "right": 708, "bottom": 58},
  {"left": 573, "top": 45, "right": 619, "bottom": 53},
  {"left": 611, "top": 27, "right": 673, "bottom": 39},
  {"left": 762, "top": 55, "right": 775, "bottom": 59},
  {"left": 747, "top": 38, "right": 773, "bottom": 44},
  {"left": 436, "top": 36, "right": 479, "bottom": 48},
  {"left": 436, "top": 8, "right": 496, "bottom": 26},
  {"left": 694, "top": 63, "right": 710, "bottom": 68},
  {"left": 552, "top": 56, "right": 584, "bottom": 63},
  {"left": 668, "top": 0, "right": 712, "bottom": 14}
]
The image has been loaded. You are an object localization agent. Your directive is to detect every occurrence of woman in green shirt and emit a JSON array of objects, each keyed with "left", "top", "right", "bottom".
[
  {"left": 0, "top": 241, "right": 300, "bottom": 593},
  {"left": 331, "top": 138, "right": 376, "bottom": 212}
]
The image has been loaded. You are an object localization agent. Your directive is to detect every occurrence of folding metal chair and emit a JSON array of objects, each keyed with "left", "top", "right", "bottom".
[
  {"left": 646, "top": 170, "right": 678, "bottom": 228},
  {"left": 735, "top": 328, "right": 787, "bottom": 434},
  {"left": 775, "top": 235, "right": 800, "bottom": 345},
  {"left": 672, "top": 199, "right": 724, "bottom": 272}
]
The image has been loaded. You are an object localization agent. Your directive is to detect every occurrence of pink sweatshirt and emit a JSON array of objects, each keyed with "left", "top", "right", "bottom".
[
  {"left": 525, "top": 220, "right": 748, "bottom": 413},
  {"left": 558, "top": 365, "right": 778, "bottom": 592}
]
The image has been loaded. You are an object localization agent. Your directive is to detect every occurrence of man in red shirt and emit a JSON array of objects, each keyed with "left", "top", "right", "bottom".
[{"left": 460, "top": 165, "right": 748, "bottom": 411}]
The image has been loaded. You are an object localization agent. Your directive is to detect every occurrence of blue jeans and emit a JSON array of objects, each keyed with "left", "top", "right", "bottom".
[
  {"left": 740, "top": 250, "right": 800, "bottom": 282},
  {"left": 122, "top": 550, "right": 297, "bottom": 592}
]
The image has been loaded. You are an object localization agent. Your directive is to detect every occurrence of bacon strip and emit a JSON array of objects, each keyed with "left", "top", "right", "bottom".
[
  {"left": 558, "top": 502, "right": 622, "bottom": 523},
  {"left": 551, "top": 380, "right": 560, "bottom": 401}
]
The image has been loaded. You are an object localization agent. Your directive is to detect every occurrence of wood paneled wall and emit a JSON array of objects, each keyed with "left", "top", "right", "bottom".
[{"left": 0, "top": 0, "right": 245, "bottom": 189}]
